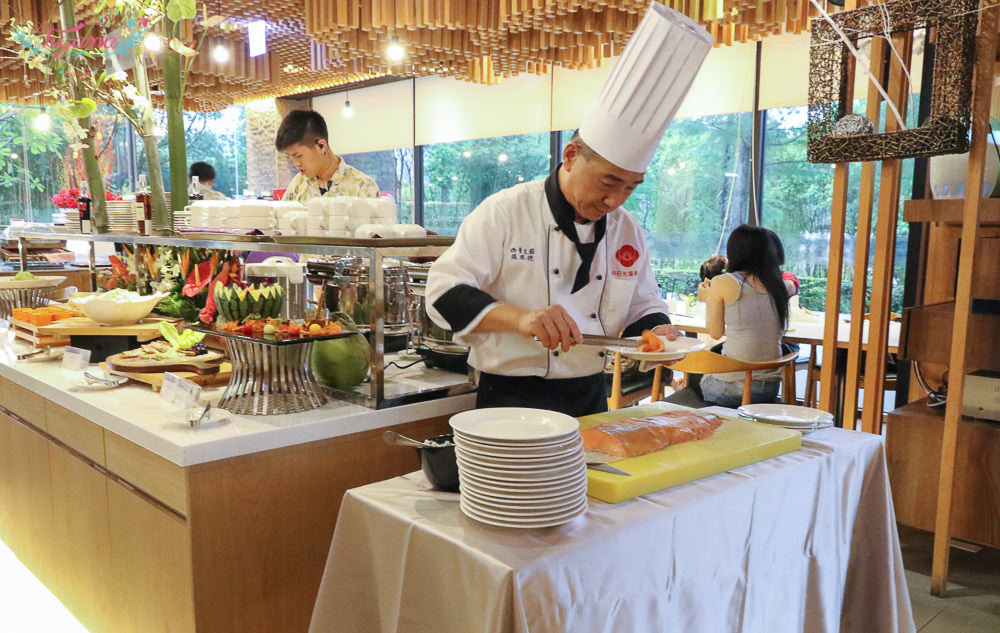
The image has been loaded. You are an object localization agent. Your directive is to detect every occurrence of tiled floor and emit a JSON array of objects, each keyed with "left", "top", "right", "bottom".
[
  {"left": 1, "top": 524, "right": 997, "bottom": 632},
  {"left": 898, "top": 526, "right": 1000, "bottom": 632}
]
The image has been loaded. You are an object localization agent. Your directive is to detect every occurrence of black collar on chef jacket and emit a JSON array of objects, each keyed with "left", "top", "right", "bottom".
[{"left": 544, "top": 165, "right": 606, "bottom": 294}]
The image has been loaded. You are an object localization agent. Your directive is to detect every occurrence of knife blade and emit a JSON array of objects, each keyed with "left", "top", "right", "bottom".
[
  {"left": 580, "top": 334, "right": 641, "bottom": 348},
  {"left": 587, "top": 463, "right": 631, "bottom": 476}
]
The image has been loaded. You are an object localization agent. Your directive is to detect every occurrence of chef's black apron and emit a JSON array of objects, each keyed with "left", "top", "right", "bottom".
[{"left": 476, "top": 372, "right": 609, "bottom": 418}]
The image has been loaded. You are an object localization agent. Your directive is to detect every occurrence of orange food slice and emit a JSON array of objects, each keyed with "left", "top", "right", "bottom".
[{"left": 638, "top": 329, "right": 664, "bottom": 353}]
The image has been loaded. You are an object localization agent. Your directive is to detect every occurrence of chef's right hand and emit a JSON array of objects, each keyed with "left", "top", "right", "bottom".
[{"left": 518, "top": 305, "right": 582, "bottom": 352}]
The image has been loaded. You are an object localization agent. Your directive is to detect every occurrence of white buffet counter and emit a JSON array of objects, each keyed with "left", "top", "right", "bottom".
[
  {"left": 0, "top": 337, "right": 475, "bottom": 465},
  {"left": 0, "top": 334, "right": 475, "bottom": 633}
]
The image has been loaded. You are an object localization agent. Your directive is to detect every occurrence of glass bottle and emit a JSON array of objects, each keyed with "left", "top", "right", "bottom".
[
  {"left": 77, "top": 180, "right": 92, "bottom": 233},
  {"left": 188, "top": 175, "right": 204, "bottom": 202}
]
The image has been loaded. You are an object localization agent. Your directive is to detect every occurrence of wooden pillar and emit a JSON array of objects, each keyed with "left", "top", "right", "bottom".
[
  {"left": 842, "top": 37, "right": 887, "bottom": 429},
  {"left": 860, "top": 30, "right": 913, "bottom": 436},
  {"left": 819, "top": 55, "right": 856, "bottom": 415},
  {"left": 931, "top": 2, "right": 1000, "bottom": 596}
]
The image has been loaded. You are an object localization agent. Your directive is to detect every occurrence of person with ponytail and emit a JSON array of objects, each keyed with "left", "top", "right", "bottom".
[{"left": 695, "top": 224, "right": 791, "bottom": 407}]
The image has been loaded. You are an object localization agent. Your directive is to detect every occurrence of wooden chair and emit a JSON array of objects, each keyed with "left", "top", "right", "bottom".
[
  {"left": 607, "top": 350, "right": 798, "bottom": 410},
  {"left": 802, "top": 312, "right": 901, "bottom": 408}
]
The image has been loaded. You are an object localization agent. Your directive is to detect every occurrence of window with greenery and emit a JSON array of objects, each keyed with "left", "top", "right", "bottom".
[
  {"left": 763, "top": 100, "right": 917, "bottom": 313},
  {"left": 135, "top": 106, "right": 247, "bottom": 198},
  {"left": 342, "top": 148, "right": 414, "bottom": 222},
  {"left": 1, "top": 104, "right": 70, "bottom": 224},
  {"left": 422, "top": 132, "right": 550, "bottom": 235}
]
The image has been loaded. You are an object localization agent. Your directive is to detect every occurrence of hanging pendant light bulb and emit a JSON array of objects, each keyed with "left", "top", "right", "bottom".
[
  {"left": 342, "top": 93, "right": 354, "bottom": 119},
  {"left": 33, "top": 111, "right": 51, "bottom": 132},
  {"left": 212, "top": 43, "right": 230, "bottom": 63},
  {"left": 386, "top": 36, "right": 405, "bottom": 62},
  {"left": 143, "top": 32, "right": 162, "bottom": 52}
]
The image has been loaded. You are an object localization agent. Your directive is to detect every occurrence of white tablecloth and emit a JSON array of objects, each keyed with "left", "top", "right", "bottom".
[{"left": 309, "top": 428, "right": 914, "bottom": 633}]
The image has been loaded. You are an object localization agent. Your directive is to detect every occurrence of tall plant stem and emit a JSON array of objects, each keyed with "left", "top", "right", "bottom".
[
  {"left": 132, "top": 41, "right": 169, "bottom": 233},
  {"left": 57, "top": 0, "right": 107, "bottom": 232},
  {"left": 163, "top": 16, "right": 187, "bottom": 219}
]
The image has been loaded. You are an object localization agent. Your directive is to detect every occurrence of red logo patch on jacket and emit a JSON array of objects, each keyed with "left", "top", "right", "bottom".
[{"left": 616, "top": 244, "right": 639, "bottom": 268}]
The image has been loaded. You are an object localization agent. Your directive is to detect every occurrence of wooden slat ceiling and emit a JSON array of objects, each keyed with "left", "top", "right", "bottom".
[{"left": 1, "top": 0, "right": 879, "bottom": 112}]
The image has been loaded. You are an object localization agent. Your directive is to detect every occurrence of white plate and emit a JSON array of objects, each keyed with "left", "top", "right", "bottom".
[
  {"left": 0, "top": 275, "right": 66, "bottom": 289},
  {"left": 455, "top": 438, "right": 583, "bottom": 461},
  {"left": 450, "top": 407, "right": 579, "bottom": 442},
  {"left": 458, "top": 470, "right": 587, "bottom": 493},
  {"left": 460, "top": 479, "right": 588, "bottom": 502},
  {"left": 460, "top": 497, "right": 587, "bottom": 528},
  {"left": 607, "top": 335, "right": 706, "bottom": 362},
  {"left": 461, "top": 489, "right": 585, "bottom": 515},
  {"left": 457, "top": 457, "right": 585, "bottom": 480},
  {"left": 461, "top": 493, "right": 587, "bottom": 518},
  {"left": 454, "top": 430, "right": 581, "bottom": 450},
  {"left": 737, "top": 404, "right": 834, "bottom": 425},
  {"left": 740, "top": 414, "right": 832, "bottom": 432},
  {"left": 456, "top": 445, "right": 583, "bottom": 467}
]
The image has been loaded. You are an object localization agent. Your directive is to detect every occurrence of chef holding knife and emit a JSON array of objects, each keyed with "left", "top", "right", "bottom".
[{"left": 426, "top": 3, "right": 713, "bottom": 417}]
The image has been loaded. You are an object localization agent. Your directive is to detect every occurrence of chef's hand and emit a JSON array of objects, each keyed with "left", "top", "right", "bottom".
[
  {"left": 518, "top": 305, "right": 583, "bottom": 352},
  {"left": 651, "top": 323, "right": 681, "bottom": 341}
]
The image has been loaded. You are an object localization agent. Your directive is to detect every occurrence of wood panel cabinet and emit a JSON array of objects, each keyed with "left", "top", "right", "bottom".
[{"left": 0, "top": 390, "right": 453, "bottom": 633}]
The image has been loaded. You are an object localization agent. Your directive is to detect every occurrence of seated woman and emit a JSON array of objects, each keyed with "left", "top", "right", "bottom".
[{"left": 696, "top": 224, "right": 790, "bottom": 408}]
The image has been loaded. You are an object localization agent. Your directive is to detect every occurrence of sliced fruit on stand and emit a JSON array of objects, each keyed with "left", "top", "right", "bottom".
[{"left": 214, "top": 282, "right": 284, "bottom": 322}]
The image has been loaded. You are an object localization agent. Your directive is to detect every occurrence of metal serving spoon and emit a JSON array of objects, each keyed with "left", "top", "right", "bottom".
[{"left": 382, "top": 430, "right": 428, "bottom": 448}]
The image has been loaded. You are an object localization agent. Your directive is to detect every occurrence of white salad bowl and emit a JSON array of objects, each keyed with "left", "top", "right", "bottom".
[{"left": 69, "top": 290, "right": 169, "bottom": 325}]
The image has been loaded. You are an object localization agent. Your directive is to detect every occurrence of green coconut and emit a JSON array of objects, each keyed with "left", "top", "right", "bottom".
[{"left": 310, "top": 311, "right": 370, "bottom": 391}]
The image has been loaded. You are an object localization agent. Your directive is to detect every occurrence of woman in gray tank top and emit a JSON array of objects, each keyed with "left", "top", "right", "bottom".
[{"left": 698, "top": 225, "right": 790, "bottom": 408}]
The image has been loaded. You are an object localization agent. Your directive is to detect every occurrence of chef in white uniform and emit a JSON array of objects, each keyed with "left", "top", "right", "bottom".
[{"left": 426, "top": 3, "right": 713, "bottom": 417}]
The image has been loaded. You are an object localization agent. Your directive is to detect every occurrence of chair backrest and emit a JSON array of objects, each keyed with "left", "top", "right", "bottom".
[{"left": 670, "top": 350, "right": 799, "bottom": 406}]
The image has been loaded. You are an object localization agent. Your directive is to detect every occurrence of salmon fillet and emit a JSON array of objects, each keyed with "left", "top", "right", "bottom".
[{"left": 580, "top": 411, "right": 724, "bottom": 461}]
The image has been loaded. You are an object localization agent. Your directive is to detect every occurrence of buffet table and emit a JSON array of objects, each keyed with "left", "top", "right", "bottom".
[
  {"left": 309, "top": 427, "right": 915, "bottom": 633},
  {"left": 0, "top": 335, "right": 475, "bottom": 633}
]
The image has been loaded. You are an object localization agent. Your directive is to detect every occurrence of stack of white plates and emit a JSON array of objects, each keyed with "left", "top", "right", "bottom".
[
  {"left": 450, "top": 408, "right": 588, "bottom": 528},
  {"left": 737, "top": 403, "right": 834, "bottom": 431},
  {"left": 106, "top": 201, "right": 138, "bottom": 233}
]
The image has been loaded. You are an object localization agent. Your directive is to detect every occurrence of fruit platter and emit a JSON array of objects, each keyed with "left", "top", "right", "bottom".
[{"left": 189, "top": 317, "right": 355, "bottom": 416}]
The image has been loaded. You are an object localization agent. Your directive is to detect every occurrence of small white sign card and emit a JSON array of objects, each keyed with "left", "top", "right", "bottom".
[
  {"left": 159, "top": 371, "right": 203, "bottom": 411},
  {"left": 61, "top": 346, "right": 91, "bottom": 372}
]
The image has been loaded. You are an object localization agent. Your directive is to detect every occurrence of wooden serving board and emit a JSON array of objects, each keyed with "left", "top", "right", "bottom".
[
  {"left": 36, "top": 317, "right": 177, "bottom": 342},
  {"left": 8, "top": 317, "right": 72, "bottom": 347},
  {"left": 583, "top": 402, "right": 802, "bottom": 503},
  {"left": 102, "top": 361, "right": 233, "bottom": 393},
  {"left": 104, "top": 350, "right": 224, "bottom": 375}
]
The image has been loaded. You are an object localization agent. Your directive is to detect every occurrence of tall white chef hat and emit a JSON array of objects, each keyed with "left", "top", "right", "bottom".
[{"left": 578, "top": 3, "right": 714, "bottom": 174}]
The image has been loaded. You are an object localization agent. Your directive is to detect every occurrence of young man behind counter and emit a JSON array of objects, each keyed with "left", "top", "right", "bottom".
[{"left": 275, "top": 110, "right": 378, "bottom": 203}]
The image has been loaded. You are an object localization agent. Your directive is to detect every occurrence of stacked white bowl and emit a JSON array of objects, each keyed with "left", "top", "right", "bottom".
[
  {"left": 449, "top": 408, "right": 588, "bottom": 529},
  {"left": 280, "top": 196, "right": 401, "bottom": 238},
  {"left": 187, "top": 200, "right": 305, "bottom": 232}
]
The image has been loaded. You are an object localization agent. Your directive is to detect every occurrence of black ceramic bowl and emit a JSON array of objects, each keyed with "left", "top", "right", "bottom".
[{"left": 418, "top": 433, "right": 459, "bottom": 492}]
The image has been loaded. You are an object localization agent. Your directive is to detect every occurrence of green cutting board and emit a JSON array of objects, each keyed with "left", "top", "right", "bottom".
[{"left": 583, "top": 402, "right": 802, "bottom": 503}]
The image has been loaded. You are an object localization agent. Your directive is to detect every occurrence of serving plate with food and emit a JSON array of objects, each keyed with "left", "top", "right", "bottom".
[{"left": 604, "top": 330, "right": 707, "bottom": 361}]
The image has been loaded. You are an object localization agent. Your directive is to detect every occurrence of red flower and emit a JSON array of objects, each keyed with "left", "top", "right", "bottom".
[
  {"left": 615, "top": 244, "right": 639, "bottom": 268},
  {"left": 68, "top": 187, "right": 79, "bottom": 196}
]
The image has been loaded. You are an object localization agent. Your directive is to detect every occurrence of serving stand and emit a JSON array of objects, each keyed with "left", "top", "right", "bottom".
[
  {"left": 0, "top": 287, "right": 55, "bottom": 319},
  {"left": 192, "top": 326, "right": 354, "bottom": 416}
]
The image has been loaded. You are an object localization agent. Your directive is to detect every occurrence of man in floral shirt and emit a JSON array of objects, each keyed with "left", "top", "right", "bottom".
[{"left": 276, "top": 110, "right": 378, "bottom": 202}]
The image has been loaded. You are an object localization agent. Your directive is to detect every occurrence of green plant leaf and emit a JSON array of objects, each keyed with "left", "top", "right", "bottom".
[
  {"left": 60, "top": 98, "right": 98, "bottom": 119},
  {"left": 166, "top": 0, "right": 197, "bottom": 20},
  {"left": 165, "top": 0, "right": 183, "bottom": 21},
  {"left": 201, "top": 15, "right": 226, "bottom": 28},
  {"left": 169, "top": 37, "right": 197, "bottom": 57}
]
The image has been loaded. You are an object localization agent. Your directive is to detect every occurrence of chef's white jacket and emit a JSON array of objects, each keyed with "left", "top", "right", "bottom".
[{"left": 426, "top": 178, "right": 670, "bottom": 379}]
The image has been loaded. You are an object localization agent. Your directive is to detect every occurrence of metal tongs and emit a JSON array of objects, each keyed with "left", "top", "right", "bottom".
[
  {"left": 83, "top": 370, "right": 127, "bottom": 387},
  {"left": 190, "top": 402, "right": 212, "bottom": 428},
  {"left": 17, "top": 347, "right": 49, "bottom": 360}
]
